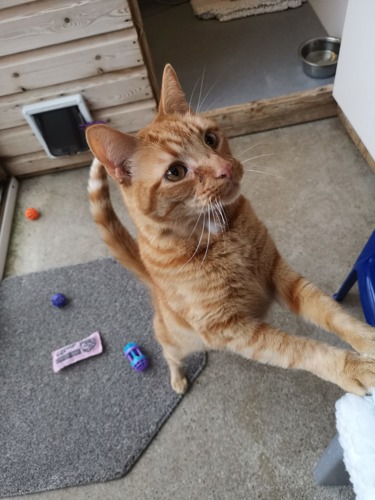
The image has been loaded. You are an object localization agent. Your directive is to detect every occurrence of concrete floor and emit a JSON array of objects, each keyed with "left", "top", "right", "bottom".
[{"left": 5, "top": 117, "right": 375, "bottom": 499}]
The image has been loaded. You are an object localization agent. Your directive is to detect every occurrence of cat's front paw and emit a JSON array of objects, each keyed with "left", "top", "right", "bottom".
[
  {"left": 171, "top": 374, "right": 189, "bottom": 394},
  {"left": 351, "top": 327, "right": 375, "bottom": 354},
  {"left": 339, "top": 352, "right": 375, "bottom": 395}
]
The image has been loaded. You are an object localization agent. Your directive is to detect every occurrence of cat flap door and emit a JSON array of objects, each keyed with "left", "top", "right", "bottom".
[{"left": 22, "top": 94, "right": 93, "bottom": 158}]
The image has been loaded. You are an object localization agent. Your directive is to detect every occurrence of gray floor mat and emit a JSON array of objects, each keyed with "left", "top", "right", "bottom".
[{"left": 0, "top": 258, "right": 206, "bottom": 497}]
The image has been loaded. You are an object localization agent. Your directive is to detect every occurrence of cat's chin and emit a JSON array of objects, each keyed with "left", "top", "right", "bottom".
[{"left": 221, "top": 181, "right": 241, "bottom": 206}]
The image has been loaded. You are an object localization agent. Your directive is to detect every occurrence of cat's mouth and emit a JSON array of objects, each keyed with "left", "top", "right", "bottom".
[
  {"left": 199, "top": 178, "right": 241, "bottom": 209},
  {"left": 215, "top": 178, "right": 241, "bottom": 206}
]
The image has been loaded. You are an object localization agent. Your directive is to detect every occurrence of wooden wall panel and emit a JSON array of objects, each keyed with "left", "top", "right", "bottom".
[
  {"left": 0, "top": 0, "right": 132, "bottom": 57},
  {"left": 0, "top": 67, "right": 153, "bottom": 130},
  {"left": 0, "top": 1, "right": 158, "bottom": 176},
  {"left": 0, "top": 126, "right": 41, "bottom": 157},
  {"left": 0, "top": 29, "right": 142, "bottom": 96},
  {"left": 5, "top": 150, "right": 94, "bottom": 178}
]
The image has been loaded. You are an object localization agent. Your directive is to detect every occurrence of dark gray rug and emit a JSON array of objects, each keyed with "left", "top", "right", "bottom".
[{"left": 0, "top": 258, "right": 206, "bottom": 497}]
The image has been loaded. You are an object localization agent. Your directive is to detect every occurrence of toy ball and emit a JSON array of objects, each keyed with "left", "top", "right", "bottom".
[
  {"left": 24, "top": 207, "right": 39, "bottom": 220},
  {"left": 51, "top": 293, "right": 68, "bottom": 308},
  {"left": 124, "top": 342, "right": 148, "bottom": 372}
]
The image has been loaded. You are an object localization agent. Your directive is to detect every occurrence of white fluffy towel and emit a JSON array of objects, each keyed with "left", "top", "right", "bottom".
[{"left": 336, "top": 389, "right": 375, "bottom": 500}]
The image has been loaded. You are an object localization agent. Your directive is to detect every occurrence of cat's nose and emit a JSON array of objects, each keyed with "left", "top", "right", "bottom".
[{"left": 216, "top": 163, "right": 233, "bottom": 179}]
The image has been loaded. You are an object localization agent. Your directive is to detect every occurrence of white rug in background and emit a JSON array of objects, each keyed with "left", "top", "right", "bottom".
[{"left": 191, "top": 0, "right": 306, "bottom": 22}]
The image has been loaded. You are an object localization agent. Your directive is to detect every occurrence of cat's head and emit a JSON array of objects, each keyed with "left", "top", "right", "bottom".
[{"left": 86, "top": 64, "right": 243, "bottom": 223}]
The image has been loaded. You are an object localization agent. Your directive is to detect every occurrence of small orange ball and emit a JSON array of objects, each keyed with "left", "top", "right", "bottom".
[{"left": 24, "top": 207, "right": 39, "bottom": 220}]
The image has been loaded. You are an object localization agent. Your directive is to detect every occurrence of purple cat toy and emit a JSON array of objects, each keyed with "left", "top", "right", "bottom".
[{"left": 124, "top": 342, "right": 148, "bottom": 372}]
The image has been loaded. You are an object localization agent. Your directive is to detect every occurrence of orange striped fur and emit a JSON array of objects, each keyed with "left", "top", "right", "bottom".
[{"left": 86, "top": 64, "right": 375, "bottom": 395}]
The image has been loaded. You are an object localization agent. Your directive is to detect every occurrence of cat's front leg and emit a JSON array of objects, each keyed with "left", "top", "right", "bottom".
[
  {"left": 272, "top": 254, "right": 375, "bottom": 354},
  {"left": 204, "top": 321, "right": 375, "bottom": 395}
]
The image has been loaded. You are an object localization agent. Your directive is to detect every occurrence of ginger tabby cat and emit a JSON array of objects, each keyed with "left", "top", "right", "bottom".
[{"left": 86, "top": 64, "right": 375, "bottom": 396}]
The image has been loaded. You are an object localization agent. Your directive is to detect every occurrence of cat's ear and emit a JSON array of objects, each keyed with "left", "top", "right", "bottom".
[
  {"left": 158, "top": 64, "right": 191, "bottom": 116},
  {"left": 85, "top": 124, "right": 138, "bottom": 185}
]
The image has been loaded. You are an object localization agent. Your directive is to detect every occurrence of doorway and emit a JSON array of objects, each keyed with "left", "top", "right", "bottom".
[{"left": 137, "top": 1, "right": 333, "bottom": 111}]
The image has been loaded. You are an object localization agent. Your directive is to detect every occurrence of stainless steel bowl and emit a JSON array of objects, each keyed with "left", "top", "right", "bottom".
[{"left": 298, "top": 37, "right": 341, "bottom": 79}]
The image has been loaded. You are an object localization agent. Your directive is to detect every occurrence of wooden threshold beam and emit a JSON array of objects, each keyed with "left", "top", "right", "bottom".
[{"left": 204, "top": 84, "right": 337, "bottom": 138}]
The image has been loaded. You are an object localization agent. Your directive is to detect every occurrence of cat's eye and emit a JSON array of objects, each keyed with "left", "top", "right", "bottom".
[
  {"left": 165, "top": 163, "right": 187, "bottom": 182},
  {"left": 204, "top": 132, "right": 218, "bottom": 149}
]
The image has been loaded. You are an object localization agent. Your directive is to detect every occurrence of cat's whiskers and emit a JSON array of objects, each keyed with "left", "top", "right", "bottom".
[
  {"left": 201, "top": 203, "right": 211, "bottom": 266},
  {"left": 241, "top": 152, "right": 282, "bottom": 178},
  {"left": 212, "top": 201, "right": 222, "bottom": 230},
  {"left": 197, "top": 208, "right": 207, "bottom": 254},
  {"left": 208, "top": 199, "right": 226, "bottom": 233},
  {"left": 244, "top": 168, "right": 282, "bottom": 178},
  {"left": 197, "top": 78, "right": 221, "bottom": 113},
  {"left": 180, "top": 197, "right": 227, "bottom": 272},
  {"left": 187, "top": 204, "right": 205, "bottom": 242},
  {"left": 212, "top": 200, "right": 227, "bottom": 252},
  {"left": 215, "top": 199, "right": 228, "bottom": 230},
  {"left": 188, "top": 76, "right": 202, "bottom": 114},
  {"left": 220, "top": 200, "right": 229, "bottom": 227},
  {"left": 202, "top": 94, "right": 224, "bottom": 111},
  {"left": 196, "top": 67, "right": 206, "bottom": 114},
  {"left": 194, "top": 68, "right": 224, "bottom": 114},
  {"left": 178, "top": 205, "right": 207, "bottom": 272},
  {"left": 236, "top": 141, "right": 270, "bottom": 160},
  {"left": 241, "top": 153, "right": 276, "bottom": 163},
  {"left": 210, "top": 201, "right": 222, "bottom": 235}
]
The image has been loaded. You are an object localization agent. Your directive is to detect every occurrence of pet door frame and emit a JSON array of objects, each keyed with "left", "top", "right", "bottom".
[{"left": 22, "top": 94, "right": 93, "bottom": 159}]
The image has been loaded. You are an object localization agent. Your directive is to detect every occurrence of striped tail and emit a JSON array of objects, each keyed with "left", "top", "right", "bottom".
[{"left": 87, "top": 158, "right": 151, "bottom": 286}]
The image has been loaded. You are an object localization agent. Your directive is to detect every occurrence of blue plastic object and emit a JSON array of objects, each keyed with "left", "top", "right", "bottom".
[
  {"left": 124, "top": 342, "right": 148, "bottom": 372},
  {"left": 333, "top": 230, "right": 375, "bottom": 326},
  {"left": 51, "top": 293, "right": 68, "bottom": 308}
]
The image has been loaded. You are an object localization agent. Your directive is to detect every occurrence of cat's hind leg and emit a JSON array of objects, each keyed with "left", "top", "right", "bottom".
[
  {"left": 153, "top": 312, "right": 188, "bottom": 394},
  {"left": 271, "top": 253, "right": 375, "bottom": 354},
  {"left": 153, "top": 307, "right": 206, "bottom": 394}
]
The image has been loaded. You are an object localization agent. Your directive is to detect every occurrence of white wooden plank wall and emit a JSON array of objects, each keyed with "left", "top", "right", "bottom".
[
  {"left": 0, "top": 0, "right": 133, "bottom": 57},
  {"left": 0, "top": 0, "right": 156, "bottom": 176}
]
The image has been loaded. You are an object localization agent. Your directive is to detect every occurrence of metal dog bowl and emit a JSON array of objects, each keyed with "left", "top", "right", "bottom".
[{"left": 298, "top": 37, "right": 341, "bottom": 79}]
